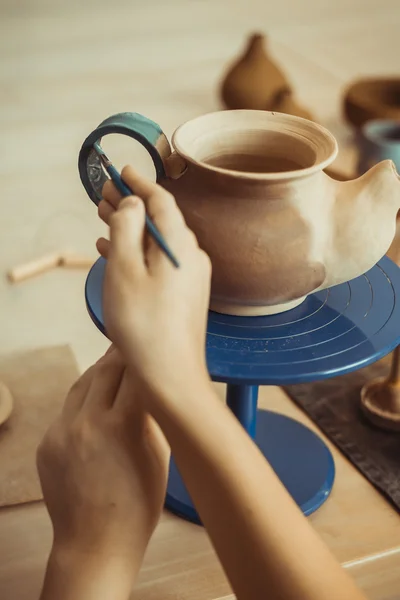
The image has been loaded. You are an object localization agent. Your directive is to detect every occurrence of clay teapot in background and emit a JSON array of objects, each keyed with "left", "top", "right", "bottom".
[
  {"left": 220, "top": 33, "right": 314, "bottom": 121},
  {"left": 79, "top": 110, "right": 400, "bottom": 316}
]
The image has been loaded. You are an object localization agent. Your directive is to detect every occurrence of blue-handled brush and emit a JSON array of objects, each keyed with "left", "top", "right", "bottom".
[{"left": 93, "top": 142, "right": 179, "bottom": 268}]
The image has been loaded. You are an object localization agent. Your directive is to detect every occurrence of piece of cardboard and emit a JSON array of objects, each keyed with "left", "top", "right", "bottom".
[{"left": 0, "top": 346, "right": 79, "bottom": 507}]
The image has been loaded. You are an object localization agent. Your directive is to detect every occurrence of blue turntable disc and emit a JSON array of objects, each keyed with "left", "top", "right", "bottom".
[{"left": 86, "top": 256, "right": 400, "bottom": 385}]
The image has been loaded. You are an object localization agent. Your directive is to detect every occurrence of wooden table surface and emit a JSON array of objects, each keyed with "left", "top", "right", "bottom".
[{"left": 1, "top": 1, "right": 399, "bottom": 598}]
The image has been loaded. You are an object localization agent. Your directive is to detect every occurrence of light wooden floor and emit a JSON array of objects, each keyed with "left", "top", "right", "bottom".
[{"left": 0, "top": 1, "right": 400, "bottom": 599}]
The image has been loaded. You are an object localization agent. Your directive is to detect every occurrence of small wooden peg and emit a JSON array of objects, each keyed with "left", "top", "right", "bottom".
[
  {"left": 59, "top": 254, "right": 95, "bottom": 269},
  {"left": 7, "top": 254, "right": 61, "bottom": 283}
]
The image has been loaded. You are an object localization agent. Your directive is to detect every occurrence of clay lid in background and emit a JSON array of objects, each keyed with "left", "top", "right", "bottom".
[{"left": 344, "top": 78, "right": 400, "bottom": 129}]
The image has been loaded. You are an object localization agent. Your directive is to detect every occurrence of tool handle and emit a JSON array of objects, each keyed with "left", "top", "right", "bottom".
[
  {"left": 108, "top": 163, "right": 180, "bottom": 268},
  {"left": 108, "top": 164, "right": 133, "bottom": 198}
]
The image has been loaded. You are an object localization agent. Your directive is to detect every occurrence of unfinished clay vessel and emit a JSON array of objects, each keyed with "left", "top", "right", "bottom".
[
  {"left": 344, "top": 78, "right": 400, "bottom": 129},
  {"left": 220, "top": 33, "right": 289, "bottom": 110},
  {"left": 80, "top": 110, "right": 400, "bottom": 316}
]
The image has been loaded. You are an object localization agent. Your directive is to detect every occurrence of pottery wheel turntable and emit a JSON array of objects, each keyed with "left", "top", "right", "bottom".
[{"left": 85, "top": 255, "right": 400, "bottom": 524}]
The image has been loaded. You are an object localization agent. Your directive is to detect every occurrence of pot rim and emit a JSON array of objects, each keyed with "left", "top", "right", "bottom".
[{"left": 171, "top": 109, "right": 338, "bottom": 180}]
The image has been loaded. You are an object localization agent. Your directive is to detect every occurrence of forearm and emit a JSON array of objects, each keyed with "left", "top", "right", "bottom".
[
  {"left": 40, "top": 544, "right": 135, "bottom": 600},
  {"left": 151, "top": 380, "right": 366, "bottom": 600}
]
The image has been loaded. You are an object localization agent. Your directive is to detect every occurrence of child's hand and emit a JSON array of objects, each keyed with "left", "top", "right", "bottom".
[
  {"left": 37, "top": 348, "right": 169, "bottom": 599},
  {"left": 97, "top": 166, "right": 212, "bottom": 405}
]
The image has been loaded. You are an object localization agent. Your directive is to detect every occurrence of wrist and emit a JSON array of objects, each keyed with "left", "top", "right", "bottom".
[
  {"left": 149, "top": 368, "right": 214, "bottom": 413},
  {"left": 146, "top": 376, "right": 226, "bottom": 442},
  {"left": 126, "top": 357, "right": 213, "bottom": 410},
  {"left": 40, "top": 542, "right": 134, "bottom": 600}
]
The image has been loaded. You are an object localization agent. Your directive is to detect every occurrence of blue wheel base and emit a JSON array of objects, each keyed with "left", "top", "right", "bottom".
[
  {"left": 165, "top": 409, "right": 335, "bottom": 524},
  {"left": 85, "top": 257, "right": 400, "bottom": 524}
]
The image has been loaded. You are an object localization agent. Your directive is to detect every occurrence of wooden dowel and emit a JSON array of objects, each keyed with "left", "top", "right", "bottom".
[
  {"left": 7, "top": 254, "right": 61, "bottom": 283},
  {"left": 59, "top": 254, "right": 95, "bottom": 269},
  {"left": 7, "top": 252, "right": 96, "bottom": 283}
]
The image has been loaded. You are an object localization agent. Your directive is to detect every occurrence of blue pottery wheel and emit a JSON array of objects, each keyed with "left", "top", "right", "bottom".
[{"left": 85, "top": 256, "right": 400, "bottom": 524}]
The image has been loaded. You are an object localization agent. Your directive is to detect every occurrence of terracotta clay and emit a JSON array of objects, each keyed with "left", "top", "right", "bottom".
[
  {"left": 361, "top": 346, "right": 400, "bottom": 432},
  {"left": 220, "top": 33, "right": 313, "bottom": 120},
  {"left": 220, "top": 33, "right": 289, "bottom": 111},
  {"left": 160, "top": 110, "right": 400, "bottom": 315},
  {"left": 344, "top": 78, "right": 400, "bottom": 129},
  {"left": 0, "top": 380, "right": 13, "bottom": 426}
]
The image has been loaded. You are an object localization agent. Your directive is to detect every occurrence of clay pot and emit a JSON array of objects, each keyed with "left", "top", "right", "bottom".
[
  {"left": 80, "top": 110, "right": 400, "bottom": 316},
  {"left": 220, "top": 33, "right": 289, "bottom": 111},
  {"left": 344, "top": 78, "right": 400, "bottom": 129},
  {"left": 361, "top": 346, "right": 400, "bottom": 432},
  {"left": 165, "top": 112, "right": 400, "bottom": 315}
]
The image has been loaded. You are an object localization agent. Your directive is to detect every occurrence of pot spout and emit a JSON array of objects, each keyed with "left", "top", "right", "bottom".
[{"left": 322, "top": 159, "right": 400, "bottom": 288}]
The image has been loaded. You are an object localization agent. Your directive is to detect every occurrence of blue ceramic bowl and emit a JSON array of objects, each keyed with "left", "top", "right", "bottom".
[{"left": 358, "top": 119, "right": 400, "bottom": 174}]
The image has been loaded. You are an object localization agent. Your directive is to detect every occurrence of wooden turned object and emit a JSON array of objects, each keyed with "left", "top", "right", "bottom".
[
  {"left": 0, "top": 380, "right": 13, "bottom": 427},
  {"left": 361, "top": 346, "right": 400, "bottom": 431}
]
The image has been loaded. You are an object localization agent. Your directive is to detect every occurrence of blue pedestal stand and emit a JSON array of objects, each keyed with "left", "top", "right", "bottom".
[{"left": 85, "top": 256, "right": 400, "bottom": 524}]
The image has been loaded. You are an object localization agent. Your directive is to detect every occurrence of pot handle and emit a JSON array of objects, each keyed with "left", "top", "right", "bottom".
[{"left": 78, "top": 112, "right": 178, "bottom": 206}]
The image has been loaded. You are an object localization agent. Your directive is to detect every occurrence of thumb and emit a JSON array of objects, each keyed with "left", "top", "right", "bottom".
[{"left": 109, "top": 196, "right": 146, "bottom": 271}]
